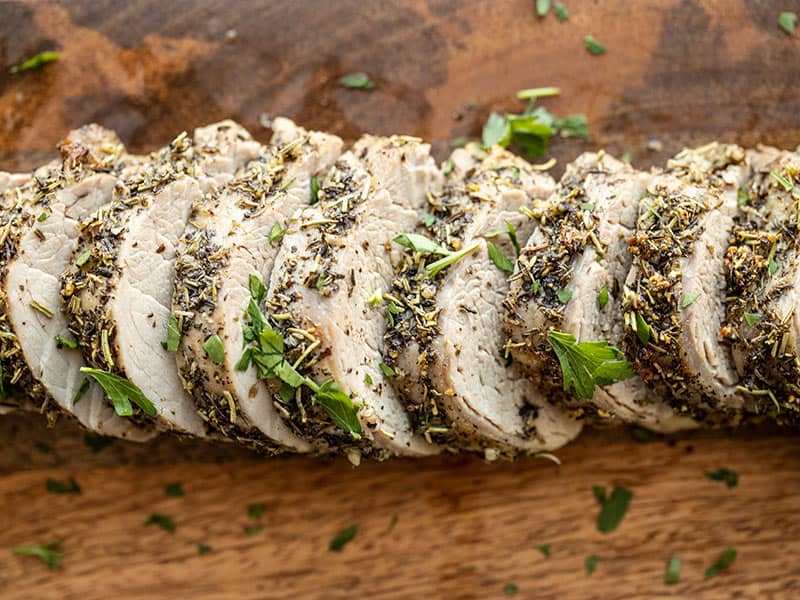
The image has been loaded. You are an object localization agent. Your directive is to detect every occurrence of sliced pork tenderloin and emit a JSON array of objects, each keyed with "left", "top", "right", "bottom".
[
  {"left": 384, "top": 144, "right": 582, "bottom": 459},
  {"left": 503, "top": 152, "right": 696, "bottom": 432},
  {"left": 622, "top": 143, "right": 750, "bottom": 424},
  {"left": 173, "top": 118, "right": 341, "bottom": 453},
  {"left": 61, "top": 122, "right": 260, "bottom": 436},
  {"left": 257, "top": 136, "right": 443, "bottom": 461},
  {"left": 722, "top": 148, "right": 800, "bottom": 423}
]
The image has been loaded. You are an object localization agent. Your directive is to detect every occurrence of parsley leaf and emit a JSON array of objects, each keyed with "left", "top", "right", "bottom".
[
  {"left": 329, "top": 525, "right": 357, "bottom": 551},
  {"left": 597, "top": 285, "right": 609, "bottom": 309},
  {"left": 80, "top": 368, "right": 156, "bottom": 417},
  {"left": 311, "top": 381, "right": 362, "bottom": 439},
  {"left": 504, "top": 583, "right": 519, "bottom": 596},
  {"left": 584, "top": 35, "right": 606, "bottom": 55},
  {"left": 379, "top": 362, "right": 396, "bottom": 378},
  {"left": 165, "top": 316, "right": 180, "bottom": 353},
  {"left": 665, "top": 556, "right": 682, "bottom": 585},
  {"left": 681, "top": 292, "right": 701, "bottom": 309},
  {"left": 393, "top": 233, "right": 451, "bottom": 256},
  {"left": 594, "top": 485, "right": 633, "bottom": 533},
  {"left": 487, "top": 240, "right": 515, "bottom": 273},
  {"left": 46, "top": 477, "right": 81, "bottom": 494},
  {"left": 536, "top": 543, "right": 551, "bottom": 557},
  {"left": 554, "top": 2, "right": 569, "bottom": 21},
  {"left": 737, "top": 187, "right": 749, "bottom": 207},
  {"left": 248, "top": 502, "right": 267, "bottom": 519},
  {"left": 778, "top": 11, "right": 797, "bottom": 36},
  {"left": 54, "top": 334, "right": 78, "bottom": 349},
  {"left": 310, "top": 174, "right": 320, "bottom": 204},
  {"left": 165, "top": 483, "right": 184, "bottom": 497},
  {"left": 585, "top": 554, "right": 599, "bottom": 575},
  {"left": 426, "top": 240, "right": 481, "bottom": 277},
  {"left": 11, "top": 540, "right": 63, "bottom": 570},
  {"left": 269, "top": 221, "right": 286, "bottom": 244},
  {"left": 744, "top": 312, "right": 762, "bottom": 326},
  {"left": 536, "top": 0, "right": 551, "bottom": 17},
  {"left": 203, "top": 334, "right": 225, "bottom": 364},
  {"left": 705, "top": 547, "right": 736, "bottom": 579},
  {"left": 547, "top": 330, "right": 635, "bottom": 399},
  {"left": 197, "top": 543, "right": 212, "bottom": 555},
  {"left": 635, "top": 312, "right": 650, "bottom": 344},
  {"left": 249, "top": 274, "right": 266, "bottom": 303},
  {"left": 557, "top": 289, "right": 573, "bottom": 304},
  {"left": 9, "top": 51, "right": 59, "bottom": 74},
  {"left": 482, "top": 112, "right": 512, "bottom": 148},
  {"left": 706, "top": 468, "right": 738, "bottom": 488},
  {"left": 555, "top": 114, "right": 589, "bottom": 139},
  {"left": 338, "top": 72, "right": 374, "bottom": 90},
  {"left": 145, "top": 514, "right": 175, "bottom": 533}
]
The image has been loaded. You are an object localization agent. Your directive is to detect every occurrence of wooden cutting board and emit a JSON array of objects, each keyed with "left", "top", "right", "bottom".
[{"left": 1, "top": 1, "right": 799, "bottom": 598}]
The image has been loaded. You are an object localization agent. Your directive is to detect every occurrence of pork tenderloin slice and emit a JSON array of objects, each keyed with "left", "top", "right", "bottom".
[
  {"left": 174, "top": 118, "right": 342, "bottom": 452},
  {"left": 62, "top": 122, "right": 260, "bottom": 435},
  {"left": 723, "top": 149, "right": 800, "bottom": 423},
  {"left": 385, "top": 144, "right": 581, "bottom": 458},
  {"left": 504, "top": 152, "right": 696, "bottom": 432},
  {"left": 622, "top": 143, "right": 750, "bottom": 423},
  {"left": 262, "top": 137, "right": 442, "bottom": 461}
]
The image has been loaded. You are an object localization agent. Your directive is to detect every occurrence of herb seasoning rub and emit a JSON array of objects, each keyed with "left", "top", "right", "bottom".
[
  {"left": 61, "top": 121, "right": 261, "bottom": 435},
  {"left": 622, "top": 143, "right": 750, "bottom": 423},
  {"left": 504, "top": 152, "right": 696, "bottom": 432},
  {"left": 173, "top": 118, "right": 342, "bottom": 453},
  {"left": 384, "top": 144, "right": 581, "bottom": 459}
]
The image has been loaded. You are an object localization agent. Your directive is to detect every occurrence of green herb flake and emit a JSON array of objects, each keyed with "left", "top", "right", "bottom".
[
  {"left": 248, "top": 502, "right": 267, "bottom": 519},
  {"left": 506, "top": 221, "right": 521, "bottom": 257},
  {"left": 547, "top": 330, "right": 635, "bottom": 399},
  {"left": 580, "top": 202, "right": 595, "bottom": 212},
  {"left": 165, "top": 483, "right": 184, "bottom": 497},
  {"left": 585, "top": 554, "right": 599, "bottom": 575},
  {"left": 249, "top": 274, "right": 266, "bottom": 303},
  {"left": 145, "top": 514, "right": 175, "bottom": 533},
  {"left": 54, "top": 335, "right": 78, "bottom": 349},
  {"left": 80, "top": 368, "right": 157, "bottom": 418},
  {"left": 536, "top": 543, "right": 551, "bottom": 557},
  {"left": 706, "top": 468, "right": 738, "bottom": 488},
  {"left": 704, "top": 547, "right": 737, "bottom": 579},
  {"left": 310, "top": 174, "right": 320, "bottom": 204},
  {"left": 9, "top": 51, "right": 60, "bottom": 74},
  {"left": 202, "top": 334, "right": 226, "bottom": 365},
  {"left": 771, "top": 170, "right": 793, "bottom": 191},
  {"left": 165, "top": 316, "right": 180, "bottom": 353},
  {"left": 364, "top": 372, "right": 373, "bottom": 386},
  {"left": 482, "top": 112, "right": 512, "bottom": 148},
  {"left": 244, "top": 525, "right": 263, "bottom": 536},
  {"left": 681, "top": 292, "right": 701, "bottom": 309},
  {"left": 84, "top": 432, "right": 114, "bottom": 453},
  {"left": 737, "top": 187, "right": 749, "bottom": 207},
  {"left": 421, "top": 211, "right": 437, "bottom": 227},
  {"left": 426, "top": 240, "right": 481, "bottom": 277},
  {"left": 379, "top": 362, "right": 397, "bottom": 378},
  {"left": 744, "top": 312, "right": 763, "bottom": 326},
  {"left": 75, "top": 248, "right": 92, "bottom": 267},
  {"left": 536, "top": 0, "right": 551, "bottom": 17},
  {"left": 73, "top": 378, "right": 90, "bottom": 405},
  {"left": 11, "top": 540, "right": 63, "bottom": 570},
  {"left": 366, "top": 289, "right": 383, "bottom": 307},
  {"left": 46, "top": 477, "right": 81, "bottom": 494},
  {"left": 269, "top": 221, "right": 286, "bottom": 244},
  {"left": 516, "top": 86, "right": 560, "bottom": 100},
  {"left": 487, "top": 240, "right": 515, "bottom": 273},
  {"left": 311, "top": 381, "right": 363, "bottom": 438},
  {"left": 769, "top": 258, "right": 779, "bottom": 275},
  {"left": 394, "top": 233, "right": 450, "bottom": 256},
  {"left": 197, "top": 543, "right": 211, "bottom": 555},
  {"left": 338, "top": 72, "right": 374, "bottom": 90},
  {"left": 37, "top": 212, "right": 48, "bottom": 222},
  {"left": 554, "top": 2, "right": 569, "bottom": 21},
  {"left": 635, "top": 312, "right": 650, "bottom": 344},
  {"left": 665, "top": 556, "right": 682, "bottom": 585},
  {"left": 443, "top": 160, "right": 454, "bottom": 176},
  {"left": 504, "top": 582, "right": 519, "bottom": 596},
  {"left": 778, "top": 11, "right": 797, "bottom": 36},
  {"left": 594, "top": 485, "right": 633, "bottom": 533},
  {"left": 329, "top": 525, "right": 357, "bottom": 551},
  {"left": 584, "top": 35, "right": 607, "bottom": 55},
  {"left": 597, "top": 285, "right": 609, "bottom": 309},
  {"left": 557, "top": 288, "right": 573, "bottom": 304}
]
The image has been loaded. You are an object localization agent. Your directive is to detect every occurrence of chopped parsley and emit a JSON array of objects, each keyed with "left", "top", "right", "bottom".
[
  {"left": 584, "top": 35, "right": 606, "bottom": 55},
  {"left": 535, "top": 543, "right": 551, "bottom": 557},
  {"left": 248, "top": 502, "right": 267, "bottom": 519},
  {"left": 635, "top": 312, "right": 650, "bottom": 344},
  {"left": 744, "top": 312, "right": 762, "bottom": 326},
  {"left": 680, "top": 292, "right": 701, "bottom": 309},
  {"left": 197, "top": 543, "right": 212, "bottom": 555},
  {"left": 557, "top": 289, "right": 573, "bottom": 304},
  {"left": 704, "top": 547, "right": 736, "bottom": 579},
  {"left": 338, "top": 72, "right": 374, "bottom": 90},
  {"left": 165, "top": 483, "right": 184, "bottom": 497},
  {"left": 665, "top": 556, "right": 682, "bottom": 584},
  {"left": 706, "top": 468, "right": 738, "bottom": 488},
  {"left": 145, "top": 514, "right": 175, "bottom": 533},
  {"left": 269, "top": 221, "right": 286, "bottom": 243},
  {"left": 54, "top": 335, "right": 78, "bottom": 349},
  {"left": 244, "top": 525, "right": 263, "bottom": 536},
  {"left": 593, "top": 485, "right": 633, "bottom": 533},
  {"left": 37, "top": 212, "right": 48, "bottom": 222},
  {"left": 504, "top": 582, "right": 519, "bottom": 595},
  {"left": 771, "top": 170, "right": 793, "bottom": 191},
  {"left": 621, "top": 151, "right": 633, "bottom": 164},
  {"left": 249, "top": 274, "right": 266, "bottom": 303},
  {"left": 75, "top": 248, "right": 92, "bottom": 267},
  {"left": 80, "top": 368, "right": 157, "bottom": 418},
  {"left": 778, "top": 11, "right": 797, "bottom": 36},
  {"left": 421, "top": 211, "right": 437, "bottom": 227},
  {"left": 84, "top": 432, "right": 114, "bottom": 453},
  {"left": 310, "top": 174, "right": 320, "bottom": 204},
  {"left": 364, "top": 372, "right": 373, "bottom": 386},
  {"left": 394, "top": 233, "right": 451, "bottom": 256},
  {"left": 554, "top": 2, "right": 569, "bottom": 21},
  {"left": 487, "top": 240, "right": 515, "bottom": 273},
  {"left": 737, "top": 187, "right": 749, "bottom": 207},
  {"left": 379, "top": 362, "right": 397, "bottom": 378},
  {"left": 536, "top": 0, "right": 551, "bottom": 17},
  {"left": 46, "top": 477, "right": 81, "bottom": 494},
  {"left": 597, "top": 285, "right": 609, "bottom": 309},
  {"left": 585, "top": 554, "right": 599, "bottom": 575},
  {"left": 329, "top": 525, "right": 357, "bottom": 551},
  {"left": 11, "top": 540, "right": 63, "bottom": 570},
  {"left": 74, "top": 378, "right": 90, "bottom": 404},
  {"left": 547, "top": 331, "right": 635, "bottom": 399},
  {"left": 165, "top": 316, "right": 180, "bottom": 353},
  {"left": 769, "top": 258, "right": 779, "bottom": 275},
  {"left": 443, "top": 160, "right": 454, "bottom": 176},
  {"left": 203, "top": 334, "right": 226, "bottom": 364},
  {"left": 9, "top": 51, "right": 60, "bottom": 74}
]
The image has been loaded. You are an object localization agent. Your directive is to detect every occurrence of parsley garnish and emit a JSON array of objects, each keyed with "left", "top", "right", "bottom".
[
  {"left": 84, "top": 432, "right": 114, "bottom": 453},
  {"left": 248, "top": 502, "right": 267, "bottom": 519},
  {"left": 744, "top": 312, "right": 762, "bottom": 326},
  {"left": 249, "top": 274, "right": 265, "bottom": 303},
  {"left": 393, "top": 233, "right": 451, "bottom": 256},
  {"left": 665, "top": 556, "right": 682, "bottom": 584},
  {"left": 597, "top": 285, "right": 609, "bottom": 309},
  {"left": 487, "top": 241, "right": 515, "bottom": 273},
  {"left": 547, "top": 331, "right": 635, "bottom": 399},
  {"left": 504, "top": 582, "right": 519, "bottom": 595},
  {"left": 621, "top": 151, "right": 633, "bottom": 164},
  {"left": 197, "top": 543, "right": 211, "bottom": 555},
  {"left": 145, "top": 514, "right": 175, "bottom": 533},
  {"left": 584, "top": 35, "right": 606, "bottom": 55},
  {"left": 771, "top": 170, "right": 793, "bottom": 191},
  {"left": 329, "top": 525, "right": 357, "bottom": 551},
  {"left": 737, "top": 187, "right": 749, "bottom": 207},
  {"left": 705, "top": 547, "right": 736, "bottom": 579},
  {"left": 778, "top": 11, "right": 797, "bottom": 36},
  {"left": 536, "top": 0, "right": 551, "bottom": 17},
  {"left": 379, "top": 362, "right": 397, "bottom": 378},
  {"left": 364, "top": 372, "right": 373, "bottom": 386},
  {"left": 593, "top": 485, "right": 633, "bottom": 533},
  {"left": 338, "top": 72, "right": 374, "bottom": 90},
  {"left": 443, "top": 160, "right": 454, "bottom": 176},
  {"left": 37, "top": 212, "right": 47, "bottom": 222},
  {"left": 74, "top": 378, "right": 90, "bottom": 404},
  {"left": 536, "top": 543, "right": 551, "bottom": 557},
  {"left": 706, "top": 468, "right": 738, "bottom": 488},
  {"left": 554, "top": 2, "right": 569, "bottom": 21},
  {"left": 635, "top": 312, "right": 650, "bottom": 344},
  {"left": 11, "top": 540, "right": 63, "bottom": 570},
  {"left": 269, "top": 221, "right": 286, "bottom": 244},
  {"left": 585, "top": 554, "right": 599, "bottom": 575},
  {"left": 80, "top": 368, "right": 156, "bottom": 417},
  {"left": 557, "top": 289, "right": 573, "bottom": 304},
  {"left": 165, "top": 483, "right": 184, "bottom": 497},
  {"left": 75, "top": 248, "right": 92, "bottom": 267},
  {"left": 310, "top": 174, "right": 320, "bottom": 204},
  {"left": 9, "top": 51, "right": 60, "bottom": 74},
  {"left": 165, "top": 316, "right": 180, "bottom": 353},
  {"left": 203, "top": 334, "right": 225, "bottom": 364},
  {"left": 46, "top": 477, "right": 81, "bottom": 494},
  {"left": 680, "top": 292, "right": 701, "bottom": 309},
  {"left": 54, "top": 334, "right": 78, "bottom": 349},
  {"left": 769, "top": 258, "right": 779, "bottom": 275}
]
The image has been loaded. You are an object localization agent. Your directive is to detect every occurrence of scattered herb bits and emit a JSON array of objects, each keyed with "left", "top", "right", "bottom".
[
  {"left": 744, "top": 312, "right": 762, "bottom": 326},
  {"left": 536, "top": 0, "right": 551, "bottom": 17},
  {"left": 46, "top": 477, "right": 81, "bottom": 494},
  {"left": 585, "top": 554, "right": 599, "bottom": 575},
  {"left": 554, "top": 2, "right": 568, "bottom": 21},
  {"left": 165, "top": 482, "right": 184, "bottom": 497},
  {"left": 778, "top": 11, "right": 797, "bottom": 36},
  {"left": 165, "top": 316, "right": 180, "bottom": 353},
  {"left": 338, "top": 72, "right": 374, "bottom": 90},
  {"left": 705, "top": 547, "right": 737, "bottom": 579},
  {"left": 594, "top": 485, "right": 633, "bottom": 533},
  {"left": 504, "top": 582, "right": 519, "bottom": 595},
  {"left": 145, "top": 514, "right": 176, "bottom": 533},
  {"left": 269, "top": 221, "right": 286, "bottom": 244},
  {"left": 54, "top": 335, "right": 78, "bottom": 349},
  {"left": 197, "top": 543, "right": 212, "bottom": 555},
  {"left": 11, "top": 540, "right": 63, "bottom": 570},
  {"left": 487, "top": 241, "right": 515, "bottom": 273},
  {"left": 202, "top": 334, "right": 225, "bottom": 364},
  {"left": 665, "top": 556, "right": 682, "bottom": 584},
  {"left": 248, "top": 502, "right": 267, "bottom": 519},
  {"left": 597, "top": 285, "right": 609, "bottom": 309},
  {"left": 680, "top": 292, "right": 701, "bottom": 309},
  {"left": 9, "top": 50, "right": 59, "bottom": 74},
  {"left": 706, "top": 468, "right": 738, "bottom": 488},
  {"left": 583, "top": 35, "right": 606, "bottom": 55},
  {"left": 536, "top": 543, "right": 551, "bottom": 557},
  {"left": 556, "top": 288, "right": 573, "bottom": 304},
  {"left": 329, "top": 525, "right": 357, "bottom": 551}
]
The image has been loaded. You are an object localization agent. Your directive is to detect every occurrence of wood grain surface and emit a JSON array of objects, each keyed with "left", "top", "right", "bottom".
[{"left": 1, "top": 0, "right": 800, "bottom": 598}]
